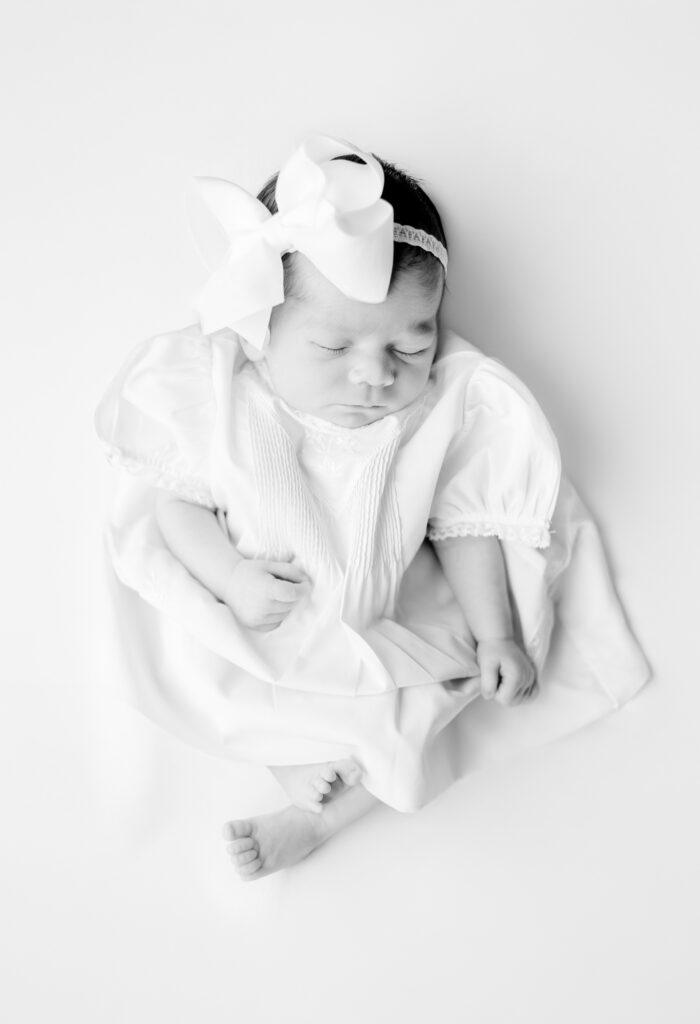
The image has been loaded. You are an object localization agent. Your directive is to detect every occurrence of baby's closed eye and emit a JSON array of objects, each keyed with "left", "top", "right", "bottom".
[{"left": 312, "top": 343, "right": 430, "bottom": 359}]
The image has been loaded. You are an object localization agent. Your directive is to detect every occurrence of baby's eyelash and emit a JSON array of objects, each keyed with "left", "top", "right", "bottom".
[
  {"left": 313, "top": 344, "right": 429, "bottom": 359},
  {"left": 315, "top": 344, "right": 348, "bottom": 356}
]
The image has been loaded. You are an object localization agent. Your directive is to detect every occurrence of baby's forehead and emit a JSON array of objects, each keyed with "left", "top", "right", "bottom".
[
  {"left": 287, "top": 262, "right": 442, "bottom": 333},
  {"left": 289, "top": 295, "right": 437, "bottom": 338}
]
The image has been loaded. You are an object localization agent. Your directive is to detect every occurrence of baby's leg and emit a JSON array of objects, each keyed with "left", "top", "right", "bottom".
[
  {"left": 268, "top": 759, "right": 363, "bottom": 814},
  {"left": 223, "top": 782, "right": 381, "bottom": 881}
]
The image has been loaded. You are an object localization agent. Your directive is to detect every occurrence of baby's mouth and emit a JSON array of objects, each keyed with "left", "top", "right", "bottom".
[{"left": 336, "top": 403, "right": 386, "bottom": 410}]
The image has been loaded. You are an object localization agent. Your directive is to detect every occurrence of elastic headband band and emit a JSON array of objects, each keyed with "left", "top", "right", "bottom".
[{"left": 394, "top": 224, "right": 448, "bottom": 271}]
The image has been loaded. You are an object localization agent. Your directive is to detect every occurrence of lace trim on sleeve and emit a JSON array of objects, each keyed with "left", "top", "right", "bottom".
[
  {"left": 427, "top": 519, "right": 552, "bottom": 549},
  {"left": 102, "top": 443, "right": 216, "bottom": 509}
]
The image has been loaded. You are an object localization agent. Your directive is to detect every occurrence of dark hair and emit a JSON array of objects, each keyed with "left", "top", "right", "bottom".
[{"left": 256, "top": 152, "right": 447, "bottom": 300}]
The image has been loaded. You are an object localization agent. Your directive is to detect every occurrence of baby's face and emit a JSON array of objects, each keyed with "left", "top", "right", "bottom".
[{"left": 264, "top": 256, "right": 442, "bottom": 427}]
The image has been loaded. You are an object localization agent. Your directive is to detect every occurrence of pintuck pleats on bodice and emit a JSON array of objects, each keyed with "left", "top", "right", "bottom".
[
  {"left": 210, "top": 337, "right": 409, "bottom": 587},
  {"left": 245, "top": 394, "right": 406, "bottom": 589},
  {"left": 198, "top": 342, "right": 474, "bottom": 699}
]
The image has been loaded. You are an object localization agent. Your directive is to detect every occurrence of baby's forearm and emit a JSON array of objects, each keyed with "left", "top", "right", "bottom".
[
  {"left": 155, "top": 493, "right": 242, "bottom": 602},
  {"left": 432, "top": 534, "right": 514, "bottom": 642}
]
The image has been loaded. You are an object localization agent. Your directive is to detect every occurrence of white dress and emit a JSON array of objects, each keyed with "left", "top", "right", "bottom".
[{"left": 94, "top": 324, "right": 650, "bottom": 812}]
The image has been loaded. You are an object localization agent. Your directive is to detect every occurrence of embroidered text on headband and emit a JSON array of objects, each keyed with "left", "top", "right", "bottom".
[{"left": 188, "top": 135, "right": 448, "bottom": 351}]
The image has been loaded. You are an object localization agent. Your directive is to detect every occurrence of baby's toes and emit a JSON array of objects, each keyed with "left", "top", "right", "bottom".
[
  {"left": 226, "top": 837, "right": 259, "bottom": 870},
  {"left": 231, "top": 847, "right": 259, "bottom": 867},
  {"left": 222, "top": 819, "right": 253, "bottom": 842},
  {"left": 335, "top": 757, "right": 362, "bottom": 786},
  {"left": 313, "top": 777, "right": 333, "bottom": 796},
  {"left": 227, "top": 837, "right": 256, "bottom": 856},
  {"left": 300, "top": 791, "right": 324, "bottom": 814},
  {"left": 238, "top": 858, "right": 263, "bottom": 880}
]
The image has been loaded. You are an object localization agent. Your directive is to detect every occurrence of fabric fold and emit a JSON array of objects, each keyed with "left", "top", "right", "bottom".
[{"left": 94, "top": 323, "right": 651, "bottom": 811}]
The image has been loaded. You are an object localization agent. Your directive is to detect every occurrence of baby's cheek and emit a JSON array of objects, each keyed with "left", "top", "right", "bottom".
[
  {"left": 328, "top": 363, "right": 352, "bottom": 389},
  {"left": 401, "top": 360, "right": 432, "bottom": 393}
]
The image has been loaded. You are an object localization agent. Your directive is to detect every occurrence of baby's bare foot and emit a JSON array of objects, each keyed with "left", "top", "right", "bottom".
[
  {"left": 222, "top": 805, "right": 329, "bottom": 881},
  {"left": 269, "top": 758, "right": 362, "bottom": 814}
]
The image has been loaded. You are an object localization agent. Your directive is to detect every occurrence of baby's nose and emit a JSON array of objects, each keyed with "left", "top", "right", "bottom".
[{"left": 348, "top": 355, "right": 395, "bottom": 388}]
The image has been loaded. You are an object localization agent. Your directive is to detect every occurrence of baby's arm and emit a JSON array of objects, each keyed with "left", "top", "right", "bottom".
[
  {"left": 155, "top": 493, "right": 308, "bottom": 631},
  {"left": 432, "top": 535, "right": 537, "bottom": 704}
]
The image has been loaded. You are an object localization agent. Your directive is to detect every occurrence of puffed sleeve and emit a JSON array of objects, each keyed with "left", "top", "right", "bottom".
[
  {"left": 94, "top": 326, "right": 217, "bottom": 509},
  {"left": 427, "top": 358, "right": 561, "bottom": 548}
]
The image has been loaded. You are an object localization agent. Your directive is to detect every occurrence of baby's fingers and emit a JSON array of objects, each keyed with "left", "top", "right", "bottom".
[
  {"left": 495, "top": 662, "right": 535, "bottom": 706},
  {"left": 521, "top": 680, "right": 540, "bottom": 702},
  {"left": 264, "top": 561, "right": 308, "bottom": 584},
  {"left": 479, "top": 661, "right": 501, "bottom": 701},
  {"left": 269, "top": 577, "right": 307, "bottom": 603},
  {"left": 493, "top": 674, "right": 520, "bottom": 705}
]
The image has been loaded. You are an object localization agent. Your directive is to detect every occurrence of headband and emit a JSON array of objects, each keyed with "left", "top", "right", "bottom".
[{"left": 188, "top": 135, "right": 447, "bottom": 350}]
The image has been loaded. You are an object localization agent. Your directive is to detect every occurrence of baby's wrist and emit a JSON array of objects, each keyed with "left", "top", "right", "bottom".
[
  {"left": 218, "top": 555, "right": 246, "bottom": 606},
  {"left": 476, "top": 636, "right": 523, "bottom": 658}
]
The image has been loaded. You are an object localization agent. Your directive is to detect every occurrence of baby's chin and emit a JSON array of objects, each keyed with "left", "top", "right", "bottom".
[{"left": 316, "top": 403, "right": 398, "bottom": 428}]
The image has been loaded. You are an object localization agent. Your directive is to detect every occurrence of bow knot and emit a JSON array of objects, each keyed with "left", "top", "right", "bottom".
[{"left": 259, "top": 215, "right": 295, "bottom": 250}]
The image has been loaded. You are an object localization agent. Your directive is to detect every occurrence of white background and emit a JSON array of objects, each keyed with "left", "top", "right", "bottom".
[{"left": 2, "top": 2, "right": 698, "bottom": 1021}]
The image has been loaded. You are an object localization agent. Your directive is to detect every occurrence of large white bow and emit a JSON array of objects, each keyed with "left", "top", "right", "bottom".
[{"left": 188, "top": 136, "right": 395, "bottom": 350}]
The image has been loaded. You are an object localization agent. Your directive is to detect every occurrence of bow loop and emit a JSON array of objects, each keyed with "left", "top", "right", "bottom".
[{"left": 188, "top": 135, "right": 395, "bottom": 350}]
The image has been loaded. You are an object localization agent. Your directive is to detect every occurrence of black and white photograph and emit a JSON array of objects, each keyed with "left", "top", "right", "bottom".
[{"left": 2, "top": 2, "right": 698, "bottom": 1021}]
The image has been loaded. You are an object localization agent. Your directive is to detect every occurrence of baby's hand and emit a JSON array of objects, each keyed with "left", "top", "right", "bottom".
[
  {"left": 476, "top": 638, "right": 539, "bottom": 706},
  {"left": 222, "top": 559, "right": 309, "bottom": 632}
]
